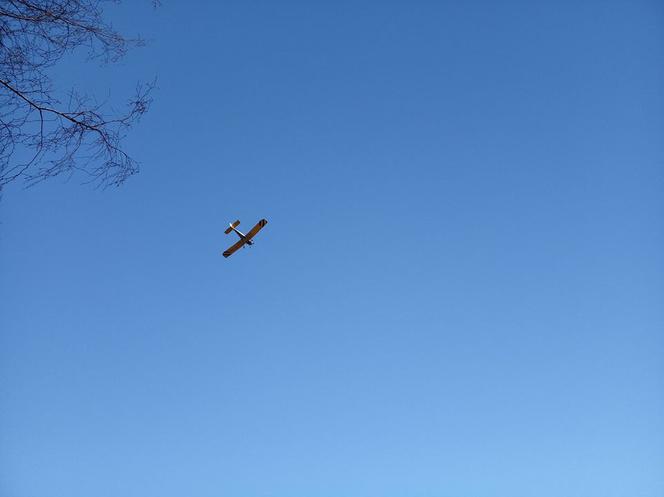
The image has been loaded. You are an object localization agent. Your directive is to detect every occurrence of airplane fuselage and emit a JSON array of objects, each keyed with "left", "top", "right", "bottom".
[{"left": 231, "top": 227, "right": 254, "bottom": 245}]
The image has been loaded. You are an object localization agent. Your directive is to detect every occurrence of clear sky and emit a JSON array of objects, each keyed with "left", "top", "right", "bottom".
[{"left": 1, "top": 1, "right": 663, "bottom": 496}]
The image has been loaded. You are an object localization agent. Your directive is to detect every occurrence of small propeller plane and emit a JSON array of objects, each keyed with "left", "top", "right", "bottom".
[{"left": 222, "top": 218, "right": 268, "bottom": 258}]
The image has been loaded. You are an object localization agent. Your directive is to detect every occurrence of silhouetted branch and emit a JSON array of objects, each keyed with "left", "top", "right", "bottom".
[{"left": 0, "top": 0, "right": 155, "bottom": 190}]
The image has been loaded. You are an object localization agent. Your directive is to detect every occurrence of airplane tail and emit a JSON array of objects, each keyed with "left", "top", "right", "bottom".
[{"left": 224, "top": 220, "right": 240, "bottom": 234}]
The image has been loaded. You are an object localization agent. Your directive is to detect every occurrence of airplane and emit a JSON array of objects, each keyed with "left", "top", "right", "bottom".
[{"left": 222, "top": 218, "right": 268, "bottom": 258}]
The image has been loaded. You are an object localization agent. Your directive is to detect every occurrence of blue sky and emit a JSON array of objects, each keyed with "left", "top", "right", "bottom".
[{"left": 1, "top": 1, "right": 663, "bottom": 496}]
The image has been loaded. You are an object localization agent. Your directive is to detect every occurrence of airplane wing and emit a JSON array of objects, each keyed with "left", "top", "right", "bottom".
[
  {"left": 244, "top": 219, "right": 268, "bottom": 241},
  {"left": 222, "top": 239, "right": 247, "bottom": 258}
]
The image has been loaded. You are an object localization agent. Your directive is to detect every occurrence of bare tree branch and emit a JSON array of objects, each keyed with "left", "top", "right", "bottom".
[{"left": 0, "top": 0, "right": 155, "bottom": 191}]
